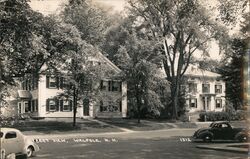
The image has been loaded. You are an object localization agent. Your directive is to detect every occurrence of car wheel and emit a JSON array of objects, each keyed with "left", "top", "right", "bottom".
[
  {"left": 26, "top": 146, "right": 34, "bottom": 158},
  {"left": 203, "top": 135, "right": 212, "bottom": 142},
  {"left": 238, "top": 135, "right": 248, "bottom": 142}
]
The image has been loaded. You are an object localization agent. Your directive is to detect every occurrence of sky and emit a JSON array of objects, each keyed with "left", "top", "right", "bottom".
[{"left": 29, "top": 0, "right": 126, "bottom": 15}]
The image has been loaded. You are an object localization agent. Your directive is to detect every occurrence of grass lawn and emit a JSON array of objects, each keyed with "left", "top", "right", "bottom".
[
  {"left": 4, "top": 118, "right": 122, "bottom": 135},
  {"left": 97, "top": 118, "right": 175, "bottom": 131}
]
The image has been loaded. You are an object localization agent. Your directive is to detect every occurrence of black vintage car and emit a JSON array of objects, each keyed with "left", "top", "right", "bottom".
[{"left": 192, "top": 121, "right": 249, "bottom": 142}]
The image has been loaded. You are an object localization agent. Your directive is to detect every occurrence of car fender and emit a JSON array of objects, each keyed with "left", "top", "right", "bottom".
[
  {"left": 198, "top": 131, "right": 214, "bottom": 139},
  {"left": 234, "top": 131, "right": 248, "bottom": 140},
  {"left": 23, "top": 137, "right": 40, "bottom": 154}
]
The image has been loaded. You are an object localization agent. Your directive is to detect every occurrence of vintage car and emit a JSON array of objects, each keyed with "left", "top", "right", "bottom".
[
  {"left": 0, "top": 128, "right": 39, "bottom": 158},
  {"left": 192, "top": 121, "right": 249, "bottom": 142}
]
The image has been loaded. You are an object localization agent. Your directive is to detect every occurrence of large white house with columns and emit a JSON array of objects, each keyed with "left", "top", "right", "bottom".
[
  {"left": 184, "top": 65, "right": 226, "bottom": 113},
  {"left": 2, "top": 52, "right": 127, "bottom": 119}
]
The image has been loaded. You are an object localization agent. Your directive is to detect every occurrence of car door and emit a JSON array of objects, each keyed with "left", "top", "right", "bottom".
[
  {"left": 220, "top": 123, "right": 233, "bottom": 139},
  {"left": 2, "top": 131, "right": 22, "bottom": 156},
  {"left": 210, "top": 124, "right": 224, "bottom": 139}
]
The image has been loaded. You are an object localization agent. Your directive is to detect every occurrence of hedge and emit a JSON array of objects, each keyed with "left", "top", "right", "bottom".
[{"left": 199, "top": 111, "right": 247, "bottom": 121}]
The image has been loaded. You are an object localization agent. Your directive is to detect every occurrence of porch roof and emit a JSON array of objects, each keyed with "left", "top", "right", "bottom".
[{"left": 17, "top": 90, "right": 32, "bottom": 99}]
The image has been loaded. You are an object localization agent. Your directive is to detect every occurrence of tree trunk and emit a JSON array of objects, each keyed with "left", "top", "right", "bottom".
[
  {"left": 136, "top": 92, "right": 141, "bottom": 124},
  {"left": 73, "top": 87, "right": 78, "bottom": 127},
  {"left": 170, "top": 80, "right": 179, "bottom": 120}
]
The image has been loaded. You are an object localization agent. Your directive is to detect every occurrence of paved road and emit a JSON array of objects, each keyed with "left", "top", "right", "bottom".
[{"left": 32, "top": 133, "right": 248, "bottom": 159}]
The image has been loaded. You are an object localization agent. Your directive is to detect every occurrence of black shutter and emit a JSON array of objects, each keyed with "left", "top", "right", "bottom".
[
  {"left": 35, "top": 99, "right": 38, "bottom": 112},
  {"left": 60, "top": 100, "right": 63, "bottom": 111},
  {"left": 46, "top": 99, "right": 50, "bottom": 111},
  {"left": 108, "top": 81, "right": 112, "bottom": 91},
  {"left": 46, "top": 76, "right": 50, "bottom": 88},
  {"left": 28, "top": 101, "right": 31, "bottom": 112},
  {"left": 100, "top": 100, "right": 103, "bottom": 112},
  {"left": 55, "top": 99, "right": 59, "bottom": 111},
  {"left": 60, "top": 77, "right": 64, "bottom": 89},
  {"left": 100, "top": 80, "right": 103, "bottom": 90},
  {"left": 69, "top": 100, "right": 73, "bottom": 111},
  {"left": 119, "top": 82, "right": 122, "bottom": 92},
  {"left": 119, "top": 101, "right": 122, "bottom": 112},
  {"left": 56, "top": 77, "right": 60, "bottom": 89}
]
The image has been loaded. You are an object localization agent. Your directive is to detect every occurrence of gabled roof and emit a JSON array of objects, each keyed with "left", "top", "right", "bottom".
[
  {"left": 39, "top": 50, "right": 122, "bottom": 76},
  {"left": 184, "top": 65, "right": 221, "bottom": 78},
  {"left": 96, "top": 51, "right": 122, "bottom": 74}
]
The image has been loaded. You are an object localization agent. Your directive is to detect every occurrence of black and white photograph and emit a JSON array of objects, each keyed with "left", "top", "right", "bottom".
[{"left": 0, "top": 0, "right": 249, "bottom": 158}]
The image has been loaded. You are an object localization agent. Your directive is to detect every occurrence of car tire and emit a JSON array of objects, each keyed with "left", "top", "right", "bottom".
[
  {"left": 26, "top": 146, "right": 34, "bottom": 158},
  {"left": 203, "top": 135, "right": 212, "bottom": 142},
  {"left": 237, "top": 134, "right": 248, "bottom": 142}
]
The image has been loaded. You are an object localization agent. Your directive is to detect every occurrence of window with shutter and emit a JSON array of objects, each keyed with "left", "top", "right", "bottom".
[
  {"left": 215, "top": 85, "right": 222, "bottom": 94},
  {"left": 48, "top": 99, "right": 56, "bottom": 111},
  {"left": 215, "top": 99, "right": 222, "bottom": 108},
  {"left": 190, "top": 98, "right": 197, "bottom": 108},
  {"left": 47, "top": 76, "right": 57, "bottom": 88}
]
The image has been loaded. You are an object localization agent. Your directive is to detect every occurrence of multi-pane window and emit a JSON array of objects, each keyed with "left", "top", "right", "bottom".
[
  {"left": 49, "top": 100, "right": 56, "bottom": 111},
  {"left": 48, "top": 76, "right": 57, "bottom": 88},
  {"left": 202, "top": 84, "right": 210, "bottom": 93},
  {"left": 100, "top": 80, "right": 109, "bottom": 91},
  {"left": 189, "top": 98, "right": 197, "bottom": 108},
  {"left": 188, "top": 83, "right": 197, "bottom": 93},
  {"left": 112, "top": 81, "right": 121, "bottom": 92},
  {"left": 100, "top": 80, "right": 122, "bottom": 92},
  {"left": 59, "top": 100, "right": 72, "bottom": 112},
  {"left": 215, "top": 99, "right": 222, "bottom": 108},
  {"left": 100, "top": 101, "right": 121, "bottom": 112},
  {"left": 215, "top": 85, "right": 222, "bottom": 94}
]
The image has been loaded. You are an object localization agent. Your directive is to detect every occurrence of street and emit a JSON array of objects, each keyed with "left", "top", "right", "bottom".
[{"left": 31, "top": 129, "right": 248, "bottom": 159}]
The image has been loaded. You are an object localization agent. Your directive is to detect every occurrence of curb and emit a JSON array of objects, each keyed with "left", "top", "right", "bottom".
[{"left": 196, "top": 143, "right": 250, "bottom": 154}]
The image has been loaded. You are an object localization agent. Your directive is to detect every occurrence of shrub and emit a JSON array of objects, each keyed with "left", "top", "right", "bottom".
[{"left": 199, "top": 111, "right": 246, "bottom": 121}]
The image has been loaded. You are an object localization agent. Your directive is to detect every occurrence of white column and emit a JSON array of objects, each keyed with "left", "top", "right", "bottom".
[
  {"left": 122, "top": 81, "right": 127, "bottom": 118},
  {"left": 204, "top": 96, "right": 208, "bottom": 121},
  {"left": 211, "top": 96, "right": 215, "bottom": 111}
]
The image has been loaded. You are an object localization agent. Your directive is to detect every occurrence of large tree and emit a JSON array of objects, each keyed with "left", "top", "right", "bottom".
[
  {"left": 218, "top": 0, "right": 249, "bottom": 110},
  {"left": 60, "top": 0, "right": 117, "bottom": 47},
  {"left": 0, "top": 0, "right": 50, "bottom": 108},
  {"left": 127, "top": 0, "right": 228, "bottom": 119},
  {"left": 103, "top": 17, "right": 169, "bottom": 122}
]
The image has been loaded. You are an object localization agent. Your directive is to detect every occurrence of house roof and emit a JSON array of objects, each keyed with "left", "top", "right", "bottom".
[
  {"left": 39, "top": 50, "right": 122, "bottom": 76},
  {"left": 184, "top": 65, "right": 221, "bottom": 78},
  {"left": 17, "top": 90, "right": 32, "bottom": 99},
  {"left": 96, "top": 51, "right": 122, "bottom": 74},
  {"left": 158, "top": 64, "right": 221, "bottom": 78}
]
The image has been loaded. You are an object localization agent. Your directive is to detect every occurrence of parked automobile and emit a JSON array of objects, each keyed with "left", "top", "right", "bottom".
[
  {"left": 0, "top": 128, "right": 39, "bottom": 158},
  {"left": 192, "top": 121, "right": 249, "bottom": 142}
]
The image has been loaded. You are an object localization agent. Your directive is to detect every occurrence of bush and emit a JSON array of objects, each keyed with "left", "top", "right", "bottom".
[{"left": 199, "top": 111, "right": 247, "bottom": 121}]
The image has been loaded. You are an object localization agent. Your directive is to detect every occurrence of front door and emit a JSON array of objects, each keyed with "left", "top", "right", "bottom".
[
  {"left": 203, "top": 97, "right": 210, "bottom": 111},
  {"left": 83, "top": 99, "right": 89, "bottom": 116}
]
